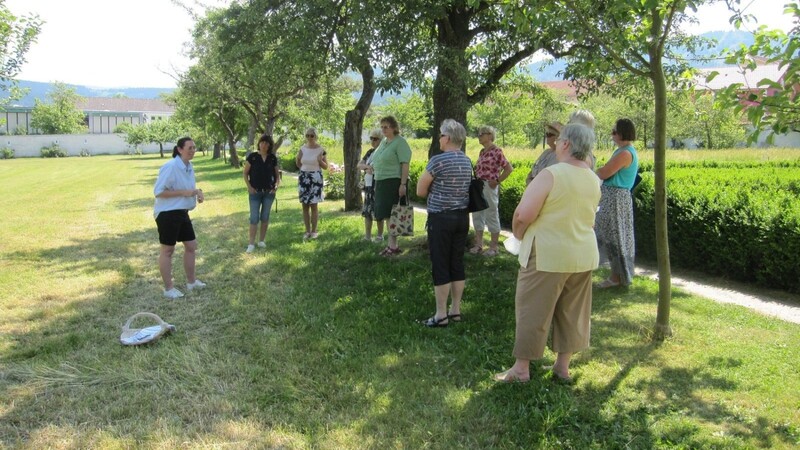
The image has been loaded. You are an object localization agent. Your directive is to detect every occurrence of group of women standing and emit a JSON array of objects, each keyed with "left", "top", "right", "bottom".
[{"left": 152, "top": 114, "right": 639, "bottom": 385}]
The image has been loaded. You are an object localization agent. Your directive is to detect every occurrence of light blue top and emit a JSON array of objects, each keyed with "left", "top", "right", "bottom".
[
  {"left": 153, "top": 156, "right": 197, "bottom": 218},
  {"left": 604, "top": 144, "right": 639, "bottom": 189}
]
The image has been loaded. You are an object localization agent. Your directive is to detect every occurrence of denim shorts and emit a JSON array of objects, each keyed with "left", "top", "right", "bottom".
[{"left": 249, "top": 191, "right": 276, "bottom": 224}]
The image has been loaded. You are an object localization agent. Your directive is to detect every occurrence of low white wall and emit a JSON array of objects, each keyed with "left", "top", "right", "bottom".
[{"left": 1, "top": 134, "right": 172, "bottom": 158}]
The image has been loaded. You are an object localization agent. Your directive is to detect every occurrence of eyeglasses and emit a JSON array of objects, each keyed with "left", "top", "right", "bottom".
[
  {"left": 370, "top": 137, "right": 380, "bottom": 141},
  {"left": 545, "top": 132, "right": 556, "bottom": 138},
  {"left": 439, "top": 134, "right": 448, "bottom": 138},
  {"left": 380, "top": 125, "right": 391, "bottom": 130},
  {"left": 306, "top": 134, "right": 316, "bottom": 138}
]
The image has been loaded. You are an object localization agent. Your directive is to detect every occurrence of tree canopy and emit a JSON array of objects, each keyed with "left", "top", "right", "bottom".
[{"left": 0, "top": 1, "right": 41, "bottom": 108}]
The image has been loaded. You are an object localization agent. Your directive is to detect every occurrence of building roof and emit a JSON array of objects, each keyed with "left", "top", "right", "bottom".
[
  {"left": 540, "top": 80, "right": 579, "bottom": 101},
  {"left": 77, "top": 97, "right": 175, "bottom": 113},
  {"left": 695, "top": 63, "right": 784, "bottom": 91}
]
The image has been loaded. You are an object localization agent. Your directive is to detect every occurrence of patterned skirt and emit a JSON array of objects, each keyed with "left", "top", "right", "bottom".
[
  {"left": 362, "top": 185, "right": 376, "bottom": 218},
  {"left": 595, "top": 185, "right": 635, "bottom": 285},
  {"left": 298, "top": 170, "right": 324, "bottom": 204}
]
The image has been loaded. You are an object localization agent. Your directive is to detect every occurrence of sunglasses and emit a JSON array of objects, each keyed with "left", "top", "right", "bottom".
[
  {"left": 370, "top": 137, "right": 380, "bottom": 141},
  {"left": 440, "top": 134, "right": 448, "bottom": 138},
  {"left": 306, "top": 134, "right": 316, "bottom": 138},
  {"left": 545, "top": 132, "right": 557, "bottom": 138}
]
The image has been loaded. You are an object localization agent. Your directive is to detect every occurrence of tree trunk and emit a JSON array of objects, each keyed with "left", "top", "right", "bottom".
[
  {"left": 213, "top": 142, "right": 221, "bottom": 159},
  {"left": 429, "top": 11, "right": 472, "bottom": 158},
  {"left": 246, "top": 119, "right": 256, "bottom": 155},
  {"left": 342, "top": 63, "right": 376, "bottom": 211},
  {"left": 159, "top": 143, "right": 164, "bottom": 158},
  {"left": 650, "top": 33, "right": 672, "bottom": 341}
]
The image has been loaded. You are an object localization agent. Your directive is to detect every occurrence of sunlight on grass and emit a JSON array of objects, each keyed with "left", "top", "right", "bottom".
[{"left": 0, "top": 154, "right": 798, "bottom": 448}]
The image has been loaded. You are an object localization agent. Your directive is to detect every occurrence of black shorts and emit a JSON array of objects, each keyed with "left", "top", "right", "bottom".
[{"left": 156, "top": 210, "right": 196, "bottom": 246}]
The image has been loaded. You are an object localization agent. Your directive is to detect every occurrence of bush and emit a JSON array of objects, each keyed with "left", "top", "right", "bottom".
[
  {"left": 324, "top": 169, "right": 345, "bottom": 200},
  {"left": 634, "top": 166, "right": 800, "bottom": 293},
  {"left": 79, "top": 148, "right": 91, "bottom": 157},
  {"left": 40, "top": 144, "right": 67, "bottom": 158},
  {"left": 0, "top": 147, "right": 14, "bottom": 159}
]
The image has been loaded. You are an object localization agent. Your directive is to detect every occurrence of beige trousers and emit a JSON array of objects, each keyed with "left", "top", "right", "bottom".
[{"left": 512, "top": 250, "right": 593, "bottom": 360}]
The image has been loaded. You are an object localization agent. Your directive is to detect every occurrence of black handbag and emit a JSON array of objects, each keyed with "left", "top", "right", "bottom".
[{"left": 468, "top": 165, "right": 488, "bottom": 212}]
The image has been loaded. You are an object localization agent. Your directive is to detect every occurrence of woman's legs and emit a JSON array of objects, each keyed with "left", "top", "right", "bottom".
[
  {"left": 310, "top": 204, "right": 318, "bottom": 233},
  {"left": 489, "top": 232, "right": 500, "bottom": 252},
  {"left": 302, "top": 204, "right": 311, "bottom": 233},
  {"left": 183, "top": 239, "right": 198, "bottom": 283},
  {"left": 159, "top": 244, "right": 176, "bottom": 289},
  {"left": 376, "top": 219, "right": 385, "bottom": 237}
]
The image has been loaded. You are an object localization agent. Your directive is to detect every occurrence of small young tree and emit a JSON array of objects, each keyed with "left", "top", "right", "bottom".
[
  {"left": 30, "top": 82, "right": 87, "bottom": 134},
  {"left": 0, "top": 3, "right": 42, "bottom": 109}
]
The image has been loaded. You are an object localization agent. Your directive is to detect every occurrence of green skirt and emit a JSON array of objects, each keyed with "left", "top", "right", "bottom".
[{"left": 374, "top": 178, "right": 401, "bottom": 220}]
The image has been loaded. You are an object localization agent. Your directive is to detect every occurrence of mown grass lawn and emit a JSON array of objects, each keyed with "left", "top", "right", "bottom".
[{"left": 0, "top": 154, "right": 798, "bottom": 449}]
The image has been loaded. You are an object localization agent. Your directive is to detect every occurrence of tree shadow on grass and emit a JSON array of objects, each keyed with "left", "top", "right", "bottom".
[{"left": 1, "top": 201, "right": 797, "bottom": 447}]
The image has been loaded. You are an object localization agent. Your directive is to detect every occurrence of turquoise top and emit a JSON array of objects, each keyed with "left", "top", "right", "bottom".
[{"left": 604, "top": 144, "right": 639, "bottom": 189}]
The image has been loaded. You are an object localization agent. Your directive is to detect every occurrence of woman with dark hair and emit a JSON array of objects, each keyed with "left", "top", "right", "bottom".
[
  {"left": 595, "top": 118, "right": 639, "bottom": 288},
  {"left": 295, "top": 127, "right": 327, "bottom": 239},
  {"left": 244, "top": 134, "right": 281, "bottom": 252},
  {"left": 372, "top": 116, "right": 412, "bottom": 256},
  {"left": 153, "top": 137, "right": 206, "bottom": 299},
  {"left": 416, "top": 119, "right": 473, "bottom": 327}
]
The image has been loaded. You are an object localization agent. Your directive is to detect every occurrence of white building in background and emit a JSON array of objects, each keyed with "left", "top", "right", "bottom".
[{"left": 1, "top": 97, "right": 175, "bottom": 135}]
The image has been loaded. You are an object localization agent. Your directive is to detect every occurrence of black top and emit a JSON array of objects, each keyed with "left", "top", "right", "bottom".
[{"left": 246, "top": 152, "right": 279, "bottom": 190}]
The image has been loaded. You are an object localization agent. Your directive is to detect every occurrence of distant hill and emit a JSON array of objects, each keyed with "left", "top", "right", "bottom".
[
  {"left": 527, "top": 30, "right": 755, "bottom": 82},
  {"left": 1, "top": 31, "right": 754, "bottom": 107},
  {"left": 3, "top": 80, "right": 174, "bottom": 107}
]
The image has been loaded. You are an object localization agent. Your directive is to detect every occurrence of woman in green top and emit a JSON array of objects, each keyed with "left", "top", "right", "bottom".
[{"left": 371, "top": 116, "right": 412, "bottom": 256}]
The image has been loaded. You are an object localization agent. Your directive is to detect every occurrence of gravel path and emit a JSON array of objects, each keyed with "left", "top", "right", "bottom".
[{"left": 415, "top": 206, "right": 800, "bottom": 325}]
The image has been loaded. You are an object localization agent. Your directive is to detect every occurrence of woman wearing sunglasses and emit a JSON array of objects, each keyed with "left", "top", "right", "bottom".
[
  {"left": 295, "top": 127, "right": 327, "bottom": 239},
  {"left": 525, "top": 121, "right": 563, "bottom": 186},
  {"left": 357, "top": 129, "right": 385, "bottom": 241}
]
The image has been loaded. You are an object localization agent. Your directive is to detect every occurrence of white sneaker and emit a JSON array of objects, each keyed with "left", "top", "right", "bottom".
[
  {"left": 163, "top": 287, "right": 184, "bottom": 299},
  {"left": 186, "top": 279, "right": 207, "bottom": 291},
  {"left": 246, "top": 244, "right": 255, "bottom": 253},
  {"left": 309, "top": 232, "right": 318, "bottom": 239},
  {"left": 257, "top": 241, "right": 266, "bottom": 248}
]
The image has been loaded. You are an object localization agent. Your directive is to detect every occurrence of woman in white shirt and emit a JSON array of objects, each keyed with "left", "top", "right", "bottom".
[{"left": 295, "top": 127, "right": 328, "bottom": 239}]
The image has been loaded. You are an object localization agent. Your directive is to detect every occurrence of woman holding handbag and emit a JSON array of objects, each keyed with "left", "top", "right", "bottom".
[
  {"left": 470, "top": 125, "right": 513, "bottom": 257},
  {"left": 372, "top": 116, "right": 412, "bottom": 256},
  {"left": 357, "top": 129, "right": 384, "bottom": 241},
  {"left": 416, "top": 119, "right": 473, "bottom": 327}
]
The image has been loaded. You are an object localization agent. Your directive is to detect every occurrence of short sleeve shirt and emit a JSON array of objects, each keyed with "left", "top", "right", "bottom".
[
  {"left": 425, "top": 151, "right": 472, "bottom": 213},
  {"left": 153, "top": 156, "right": 197, "bottom": 218},
  {"left": 372, "top": 136, "right": 412, "bottom": 180},
  {"left": 246, "top": 152, "right": 278, "bottom": 190},
  {"left": 475, "top": 145, "right": 510, "bottom": 181}
]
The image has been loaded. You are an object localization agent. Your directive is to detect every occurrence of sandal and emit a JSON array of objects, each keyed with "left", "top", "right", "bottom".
[
  {"left": 494, "top": 369, "right": 530, "bottom": 383},
  {"left": 423, "top": 316, "right": 449, "bottom": 327},
  {"left": 597, "top": 279, "right": 621, "bottom": 289},
  {"left": 483, "top": 249, "right": 498, "bottom": 257},
  {"left": 469, "top": 245, "right": 483, "bottom": 255},
  {"left": 447, "top": 313, "right": 462, "bottom": 322},
  {"left": 379, "top": 247, "right": 401, "bottom": 257}
]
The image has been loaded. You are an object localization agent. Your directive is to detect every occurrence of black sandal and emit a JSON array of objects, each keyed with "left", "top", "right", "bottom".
[
  {"left": 447, "top": 313, "right": 462, "bottom": 322},
  {"left": 423, "top": 316, "right": 449, "bottom": 327}
]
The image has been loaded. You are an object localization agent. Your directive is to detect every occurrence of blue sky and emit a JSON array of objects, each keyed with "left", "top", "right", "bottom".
[{"left": 5, "top": 0, "right": 794, "bottom": 89}]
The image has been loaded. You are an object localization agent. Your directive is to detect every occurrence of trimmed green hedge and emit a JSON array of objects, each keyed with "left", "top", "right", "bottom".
[
  {"left": 412, "top": 155, "right": 800, "bottom": 293},
  {"left": 634, "top": 167, "right": 800, "bottom": 292}
]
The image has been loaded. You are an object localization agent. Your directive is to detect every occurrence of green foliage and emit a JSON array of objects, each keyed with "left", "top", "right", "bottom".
[
  {"left": 324, "top": 169, "right": 345, "bottom": 200},
  {"left": 717, "top": 1, "right": 800, "bottom": 142},
  {"left": 29, "top": 82, "right": 87, "bottom": 135},
  {"left": 378, "top": 92, "right": 432, "bottom": 138},
  {"left": 0, "top": 147, "right": 14, "bottom": 159},
  {"left": 468, "top": 70, "right": 566, "bottom": 148},
  {"left": 40, "top": 144, "right": 67, "bottom": 158},
  {"left": 634, "top": 165, "right": 800, "bottom": 293},
  {"left": 0, "top": 3, "right": 42, "bottom": 109},
  {"left": 79, "top": 148, "right": 91, "bottom": 157}
]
